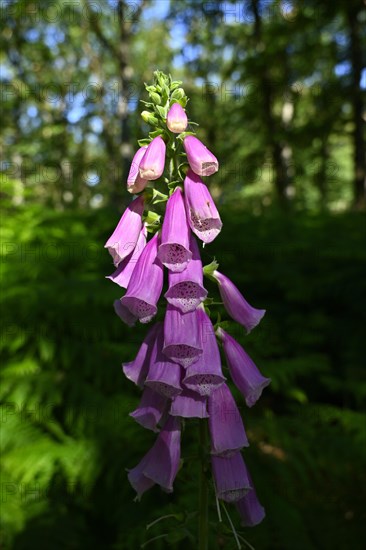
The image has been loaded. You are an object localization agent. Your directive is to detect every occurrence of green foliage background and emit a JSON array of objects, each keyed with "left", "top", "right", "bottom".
[{"left": 1, "top": 1, "right": 366, "bottom": 548}]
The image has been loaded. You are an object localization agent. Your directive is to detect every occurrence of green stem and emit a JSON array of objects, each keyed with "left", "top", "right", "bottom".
[{"left": 198, "top": 419, "right": 209, "bottom": 550}]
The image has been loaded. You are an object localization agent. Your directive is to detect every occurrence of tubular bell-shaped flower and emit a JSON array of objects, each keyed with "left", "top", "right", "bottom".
[
  {"left": 157, "top": 187, "right": 192, "bottom": 272},
  {"left": 164, "top": 234, "right": 207, "bottom": 313},
  {"left": 217, "top": 328, "right": 271, "bottom": 407},
  {"left": 127, "top": 416, "right": 181, "bottom": 497},
  {"left": 183, "top": 135, "right": 219, "bottom": 177},
  {"left": 166, "top": 103, "right": 188, "bottom": 133},
  {"left": 122, "top": 322, "right": 161, "bottom": 388},
  {"left": 184, "top": 169, "right": 222, "bottom": 244},
  {"left": 183, "top": 307, "right": 226, "bottom": 396},
  {"left": 130, "top": 387, "right": 168, "bottom": 432},
  {"left": 107, "top": 225, "right": 147, "bottom": 289},
  {"left": 145, "top": 324, "right": 182, "bottom": 398},
  {"left": 121, "top": 232, "right": 163, "bottom": 323},
  {"left": 139, "top": 136, "right": 166, "bottom": 180},
  {"left": 213, "top": 270, "right": 266, "bottom": 333},
  {"left": 170, "top": 388, "right": 208, "bottom": 418},
  {"left": 104, "top": 195, "right": 144, "bottom": 266},
  {"left": 127, "top": 146, "right": 149, "bottom": 194},
  {"left": 114, "top": 299, "right": 137, "bottom": 327},
  {"left": 236, "top": 476, "right": 266, "bottom": 527},
  {"left": 208, "top": 383, "right": 249, "bottom": 456},
  {"left": 212, "top": 452, "right": 252, "bottom": 503},
  {"left": 163, "top": 305, "right": 203, "bottom": 368}
]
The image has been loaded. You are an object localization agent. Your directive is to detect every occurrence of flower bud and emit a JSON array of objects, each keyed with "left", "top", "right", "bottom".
[
  {"left": 171, "top": 88, "right": 185, "bottom": 100},
  {"left": 166, "top": 103, "right": 188, "bottom": 133},
  {"left": 141, "top": 111, "right": 158, "bottom": 125},
  {"left": 150, "top": 92, "right": 161, "bottom": 105}
]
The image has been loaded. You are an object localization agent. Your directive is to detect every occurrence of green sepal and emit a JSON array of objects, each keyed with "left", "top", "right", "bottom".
[
  {"left": 203, "top": 259, "right": 219, "bottom": 280},
  {"left": 155, "top": 104, "right": 167, "bottom": 119},
  {"left": 170, "top": 80, "right": 183, "bottom": 91},
  {"left": 144, "top": 187, "right": 168, "bottom": 205},
  {"left": 177, "top": 130, "right": 196, "bottom": 141},
  {"left": 149, "top": 92, "right": 161, "bottom": 105},
  {"left": 167, "top": 180, "right": 181, "bottom": 193},
  {"left": 137, "top": 138, "right": 151, "bottom": 147},
  {"left": 148, "top": 128, "right": 164, "bottom": 139},
  {"left": 144, "top": 210, "right": 161, "bottom": 232},
  {"left": 171, "top": 87, "right": 185, "bottom": 100},
  {"left": 141, "top": 111, "right": 159, "bottom": 125}
]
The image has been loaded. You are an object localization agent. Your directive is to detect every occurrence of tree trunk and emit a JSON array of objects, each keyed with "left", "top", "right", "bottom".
[
  {"left": 251, "top": 0, "right": 291, "bottom": 209},
  {"left": 346, "top": 2, "right": 366, "bottom": 209}
]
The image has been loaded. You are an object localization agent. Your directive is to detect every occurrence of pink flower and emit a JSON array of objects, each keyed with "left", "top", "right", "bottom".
[
  {"left": 164, "top": 234, "right": 207, "bottom": 313},
  {"left": 139, "top": 136, "right": 166, "bottom": 180},
  {"left": 127, "top": 416, "right": 181, "bottom": 497},
  {"left": 217, "top": 328, "right": 271, "bottom": 407},
  {"left": 127, "top": 146, "right": 149, "bottom": 193},
  {"left": 104, "top": 195, "right": 144, "bottom": 266},
  {"left": 183, "top": 135, "right": 219, "bottom": 177},
  {"left": 166, "top": 103, "right": 188, "bottom": 133},
  {"left": 213, "top": 270, "right": 265, "bottom": 333},
  {"left": 121, "top": 233, "right": 163, "bottom": 324},
  {"left": 184, "top": 169, "right": 222, "bottom": 243},
  {"left": 157, "top": 187, "right": 192, "bottom": 273},
  {"left": 107, "top": 225, "right": 147, "bottom": 289}
]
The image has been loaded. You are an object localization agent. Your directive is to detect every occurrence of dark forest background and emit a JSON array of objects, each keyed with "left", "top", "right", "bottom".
[{"left": 1, "top": 1, "right": 366, "bottom": 549}]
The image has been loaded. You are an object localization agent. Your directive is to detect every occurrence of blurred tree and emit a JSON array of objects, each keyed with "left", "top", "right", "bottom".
[{"left": 1, "top": 0, "right": 173, "bottom": 210}]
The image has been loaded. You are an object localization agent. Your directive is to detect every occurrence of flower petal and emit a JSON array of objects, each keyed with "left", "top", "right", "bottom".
[
  {"left": 214, "top": 270, "right": 265, "bottom": 333},
  {"left": 122, "top": 322, "right": 161, "bottom": 388},
  {"left": 163, "top": 305, "right": 203, "bottom": 368},
  {"left": 170, "top": 389, "right": 208, "bottom": 418},
  {"left": 217, "top": 328, "right": 271, "bottom": 407},
  {"left": 208, "top": 383, "right": 249, "bottom": 456},
  {"left": 182, "top": 307, "right": 226, "bottom": 395},
  {"left": 121, "top": 232, "right": 163, "bottom": 323},
  {"left": 104, "top": 195, "right": 144, "bottom": 266},
  {"left": 164, "top": 234, "right": 207, "bottom": 312},
  {"left": 158, "top": 187, "right": 192, "bottom": 272},
  {"left": 184, "top": 169, "right": 222, "bottom": 243},
  {"left": 212, "top": 452, "right": 252, "bottom": 503},
  {"left": 183, "top": 135, "right": 219, "bottom": 177},
  {"left": 130, "top": 387, "right": 168, "bottom": 432}
]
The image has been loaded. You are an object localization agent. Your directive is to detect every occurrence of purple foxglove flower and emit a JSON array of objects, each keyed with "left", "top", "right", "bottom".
[
  {"left": 145, "top": 324, "right": 182, "bottom": 398},
  {"left": 164, "top": 234, "right": 207, "bottom": 313},
  {"left": 170, "top": 389, "right": 208, "bottom": 418},
  {"left": 157, "top": 187, "right": 192, "bottom": 273},
  {"left": 127, "top": 416, "right": 181, "bottom": 496},
  {"left": 183, "top": 135, "right": 219, "bottom": 177},
  {"left": 130, "top": 387, "right": 168, "bottom": 432},
  {"left": 122, "top": 322, "right": 161, "bottom": 388},
  {"left": 104, "top": 195, "right": 144, "bottom": 266},
  {"left": 126, "top": 456, "right": 155, "bottom": 499},
  {"left": 127, "top": 146, "right": 149, "bottom": 194},
  {"left": 121, "top": 232, "right": 163, "bottom": 323},
  {"left": 183, "top": 307, "right": 226, "bottom": 396},
  {"left": 212, "top": 452, "right": 252, "bottom": 503},
  {"left": 166, "top": 103, "right": 188, "bottom": 133},
  {"left": 208, "top": 383, "right": 249, "bottom": 456},
  {"left": 184, "top": 169, "right": 223, "bottom": 243},
  {"left": 213, "top": 270, "right": 265, "bottom": 333},
  {"left": 236, "top": 477, "right": 266, "bottom": 527},
  {"left": 139, "top": 136, "right": 166, "bottom": 180},
  {"left": 163, "top": 305, "right": 203, "bottom": 368},
  {"left": 217, "top": 328, "right": 271, "bottom": 407},
  {"left": 107, "top": 225, "right": 147, "bottom": 289},
  {"left": 114, "top": 299, "right": 137, "bottom": 327}
]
